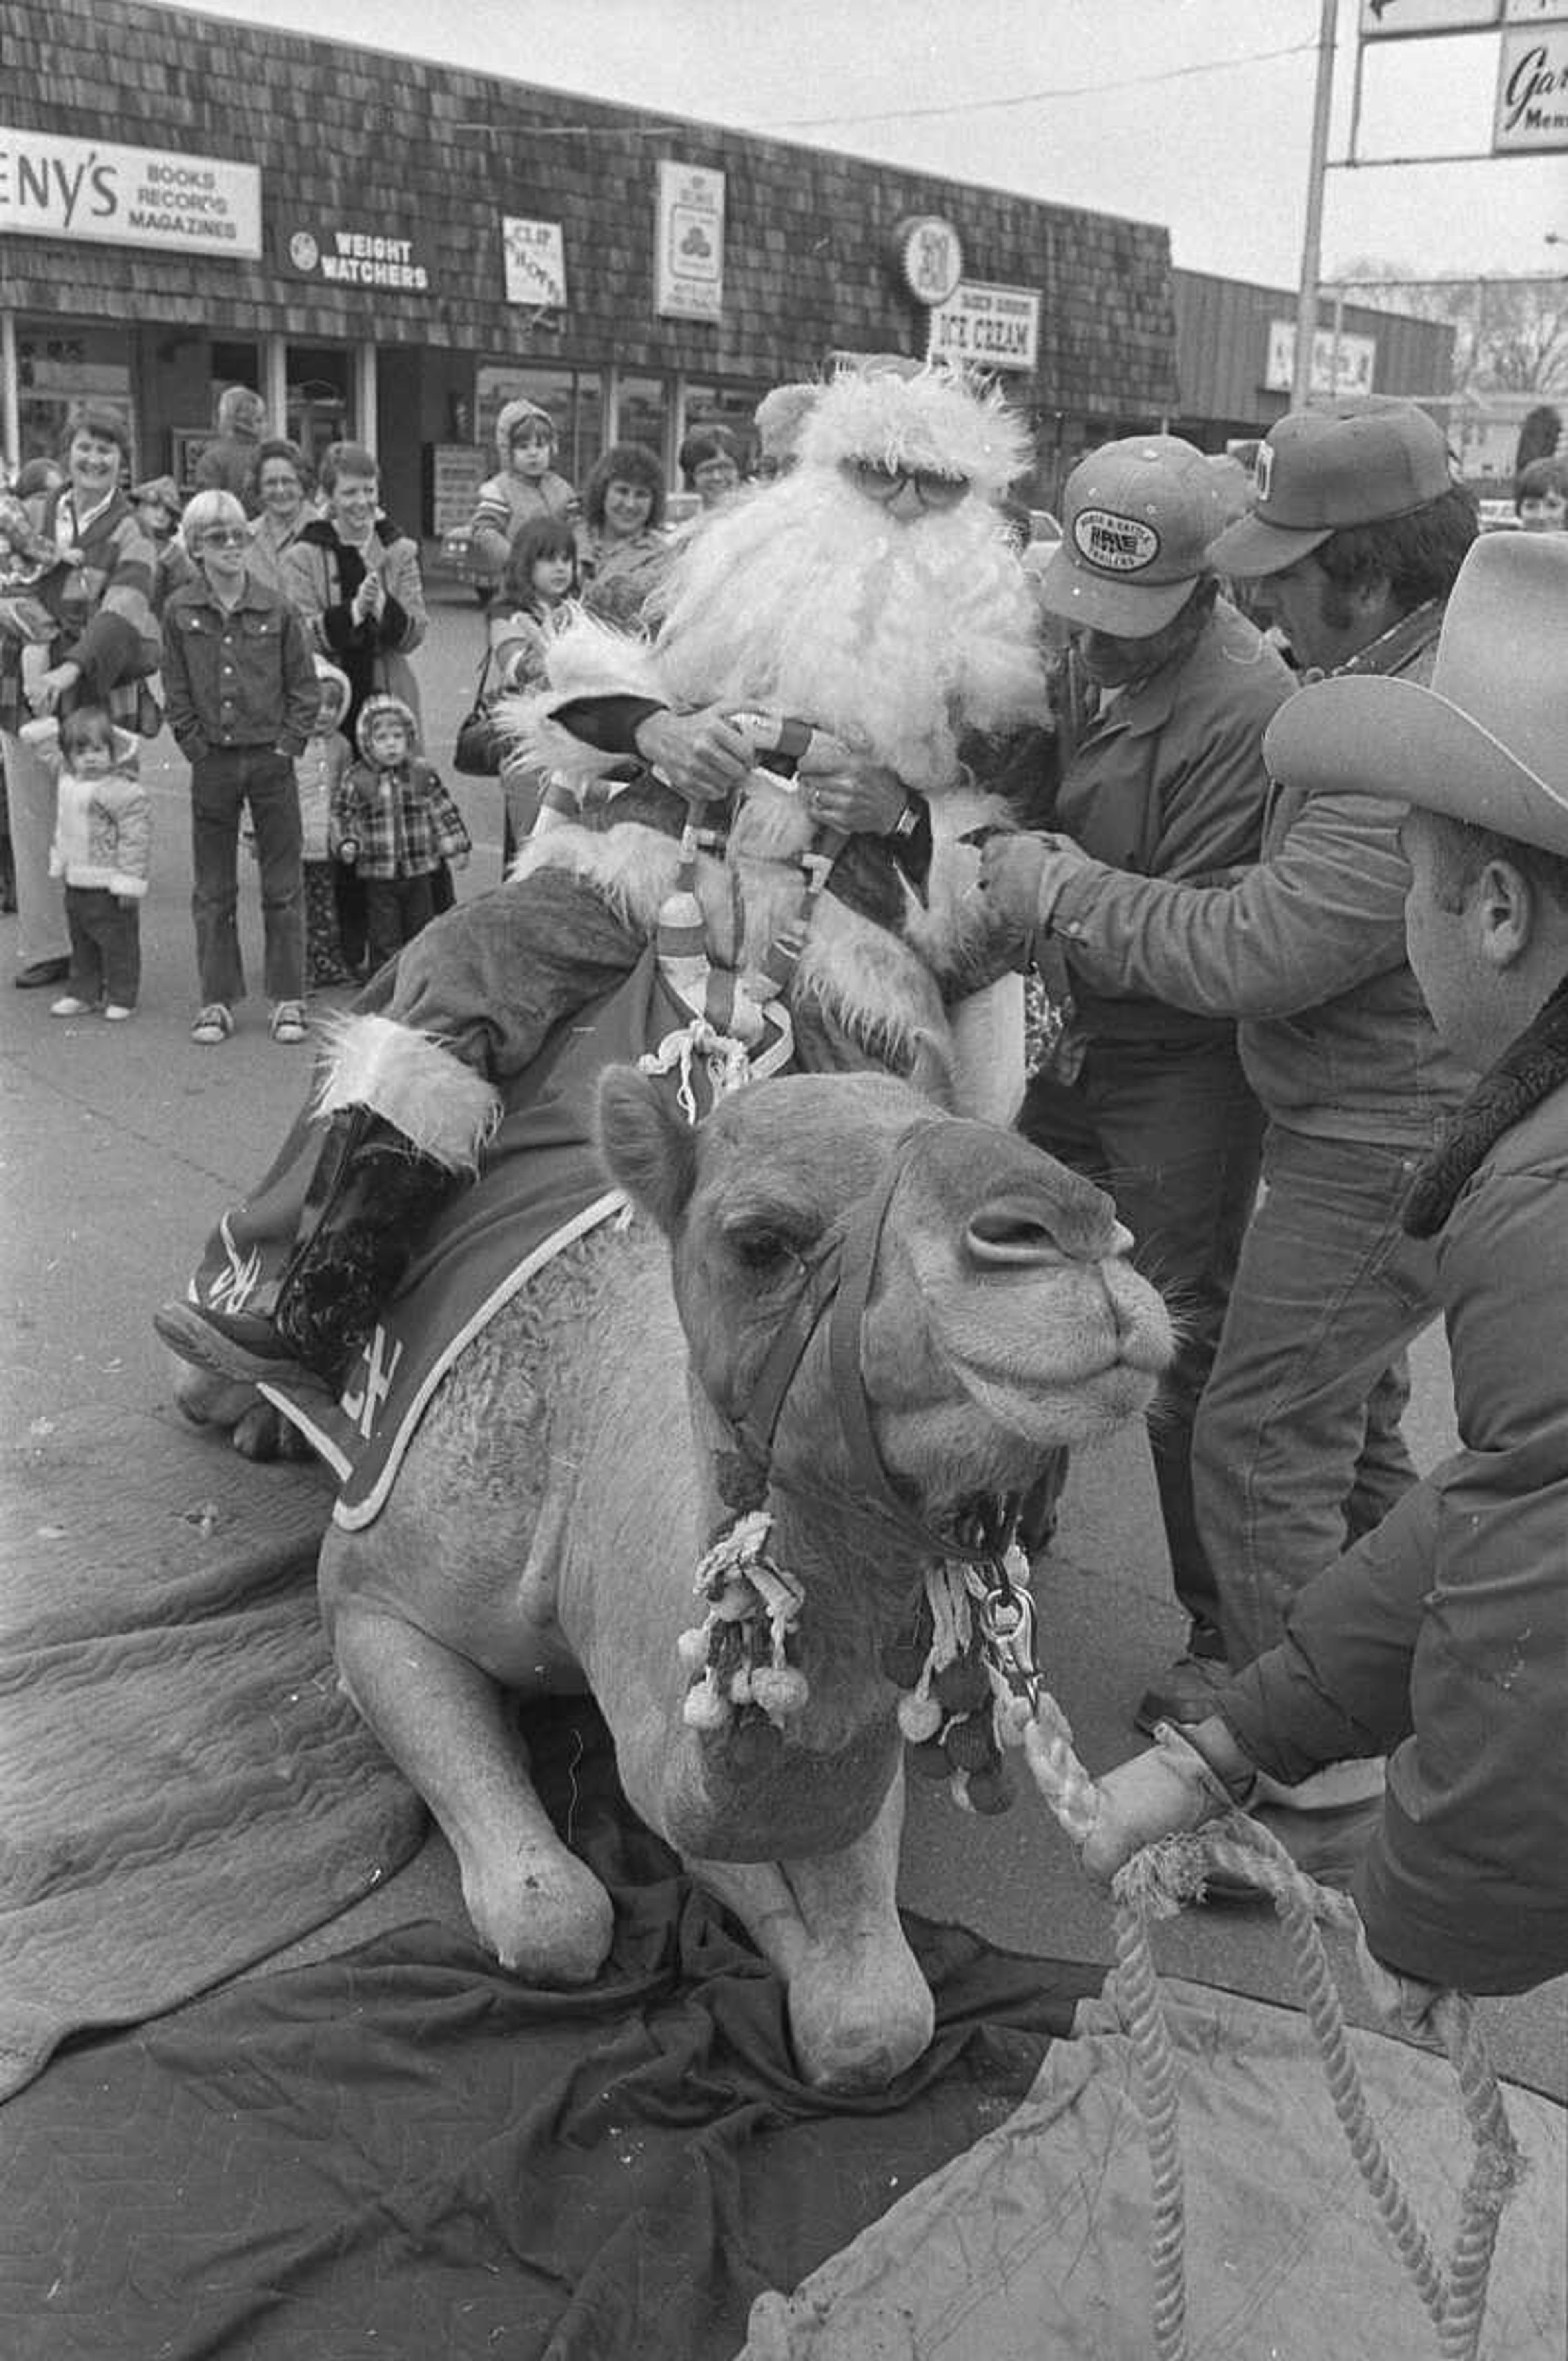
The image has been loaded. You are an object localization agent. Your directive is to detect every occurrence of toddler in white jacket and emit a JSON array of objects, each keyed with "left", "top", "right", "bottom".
[{"left": 24, "top": 704, "right": 152, "bottom": 1020}]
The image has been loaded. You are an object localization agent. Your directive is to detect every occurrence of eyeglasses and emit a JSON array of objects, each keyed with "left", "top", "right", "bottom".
[
  {"left": 199, "top": 527, "right": 248, "bottom": 548},
  {"left": 842, "top": 459, "right": 971, "bottom": 511}
]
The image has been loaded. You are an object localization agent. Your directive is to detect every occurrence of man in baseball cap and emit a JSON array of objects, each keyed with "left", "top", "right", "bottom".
[
  {"left": 1209, "top": 400, "right": 1463, "bottom": 677},
  {"left": 1009, "top": 434, "right": 1295, "bottom": 1665},
  {"left": 1077, "top": 532, "right": 1568, "bottom": 2019},
  {"left": 984, "top": 408, "right": 1478, "bottom": 1881}
]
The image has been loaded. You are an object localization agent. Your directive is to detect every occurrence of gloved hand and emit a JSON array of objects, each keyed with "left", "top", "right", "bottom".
[
  {"left": 1354, "top": 1928, "right": 1446, "bottom": 2046},
  {"left": 1077, "top": 1718, "right": 1254, "bottom": 1887}
]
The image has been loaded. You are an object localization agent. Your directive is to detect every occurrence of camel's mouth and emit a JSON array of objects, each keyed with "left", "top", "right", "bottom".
[{"left": 945, "top": 1353, "right": 1163, "bottom": 1450}]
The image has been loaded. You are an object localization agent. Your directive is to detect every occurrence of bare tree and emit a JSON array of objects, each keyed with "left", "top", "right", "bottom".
[{"left": 1332, "top": 258, "right": 1568, "bottom": 396}]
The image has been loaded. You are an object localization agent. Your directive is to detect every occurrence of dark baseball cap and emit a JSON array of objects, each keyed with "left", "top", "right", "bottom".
[{"left": 1208, "top": 403, "right": 1455, "bottom": 579}]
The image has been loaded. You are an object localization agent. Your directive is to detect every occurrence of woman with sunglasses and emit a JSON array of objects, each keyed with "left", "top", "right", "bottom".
[{"left": 160, "top": 489, "right": 320, "bottom": 1046}]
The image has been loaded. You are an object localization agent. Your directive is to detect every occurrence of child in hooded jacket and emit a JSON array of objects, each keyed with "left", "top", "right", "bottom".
[
  {"left": 22, "top": 702, "right": 151, "bottom": 1019},
  {"left": 295, "top": 659, "right": 356, "bottom": 986},
  {"left": 332, "top": 693, "right": 470, "bottom": 975}
]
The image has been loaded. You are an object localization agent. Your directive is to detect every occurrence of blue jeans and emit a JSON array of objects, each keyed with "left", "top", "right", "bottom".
[
  {"left": 189, "top": 747, "right": 304, "bottom": 1007},
  {"left": 1020, "top": 1031, "right": 1266, "bottom": 1636},
  {"left": 1192, "top": 1123, "right": 1443, "bottom": 1666}
]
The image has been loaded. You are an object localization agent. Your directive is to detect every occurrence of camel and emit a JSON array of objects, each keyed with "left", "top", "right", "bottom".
[{"left": 173, "top": 1069, "right": 1172, "bottom": 2090}]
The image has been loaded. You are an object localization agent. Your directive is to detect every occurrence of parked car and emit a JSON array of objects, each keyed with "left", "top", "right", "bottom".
[
  {"left": 1021, "top": 510, "right": 1063, "bottom": 580},
  {"left": 435, "top": 523, "right": 499, "bottom": 602},
  {"left": 1477, "top": 497, "right": 1520, "bottom": 534}
]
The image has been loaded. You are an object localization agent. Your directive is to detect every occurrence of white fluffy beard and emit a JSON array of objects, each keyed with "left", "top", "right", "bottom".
[{"left": 649, "top": 470, "right": 1049, "bottom": 795}]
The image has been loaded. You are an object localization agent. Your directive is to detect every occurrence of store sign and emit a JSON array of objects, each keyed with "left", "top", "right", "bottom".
[
  {"left": 654, "top": 161, "right": 724, "bottom": 321},
  {"left": 279, "top": 221, "right": 432, "bottom": 290},
  {"left": 502, "top": 216, "right": 567, "bottom": 310},
  {"left": 1358, "top": 1, "right": 1501, "bottom": 37},
  {"left": 893, "top": 215, "right": 964, "bottom": 306},
  {"left": 1494, "top": 22, "right": 1568, "bottom": 148},
  {"left": 0, "top": 127, "right": 261, "bottom": 257},
  {"left": 926, "top": 282, "right": 1040, "bottom": 371},
  {"left": 1264, "top": 319, "right": 1377, "bottom": 398}
]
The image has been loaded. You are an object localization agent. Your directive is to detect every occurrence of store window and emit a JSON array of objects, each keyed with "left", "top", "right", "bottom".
[
  {"left": 679, "top": 381, "right": 768, "bottom": 478},
  {"left": 286, "top": 346, "right": 354, "bottom": 477},
  {"left": 613, "top": 375, "right": 669, "bottom": 472},
  {"left": 475, "top": 365, "right": 604, "bottom": 491},
  {"left": 15, "top": 319, "right": 135, "bottom": 471}
]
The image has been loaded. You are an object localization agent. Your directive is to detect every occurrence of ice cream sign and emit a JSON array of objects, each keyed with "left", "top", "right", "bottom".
[
  {"left": 654, "top": 160, "right": 725, "bottom": 321},
  {"left": 926, "top": 282, "right": 1041, "bottom": 372},
  {"left": 0, "top": 127, "right": 261, "bottom": 258}
]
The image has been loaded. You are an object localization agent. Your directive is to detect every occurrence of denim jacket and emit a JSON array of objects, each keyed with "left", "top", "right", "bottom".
[{"left": 161, "top": 574, "right": 319, "bottom": 762}]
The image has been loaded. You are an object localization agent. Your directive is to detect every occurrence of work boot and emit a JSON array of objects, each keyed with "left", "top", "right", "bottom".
[{"left": 156, "top": 1110, "right": 461, "bottom": 1389}]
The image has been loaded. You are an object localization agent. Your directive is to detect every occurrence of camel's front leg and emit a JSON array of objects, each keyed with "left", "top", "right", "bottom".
[
  {"left": 321, "top": 1554, "right": 613, "bottom": 1985},
  {"left": 688, "top": 1768, "right": 932, "bottom": 2092}
]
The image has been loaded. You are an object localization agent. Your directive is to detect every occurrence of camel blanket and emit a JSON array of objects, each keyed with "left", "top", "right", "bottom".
[
  {"left": 0, "top": 1405, "right": 425, "bottom": 2103},
  {"left": 258, "top": 952, "right": 722, "bottom": 1528}
]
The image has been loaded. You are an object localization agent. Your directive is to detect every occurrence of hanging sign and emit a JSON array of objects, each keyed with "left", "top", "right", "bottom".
[
  {"left": 0, "top": 127, "right": 261, "bottom": 256},
  {"left": 892, "top": 215, "right": 964, "bottom": 305},
  {"left": 926, "top": 282, "right": 1040, "bottom": 372},
  {"left": 502, "top": 216, "right": 567, "bottom": 310},
  {"left": 1358, "top": 2, "right": 1501, "bottom": 36},
  {"left": 1494, "top": 21, "right": 1568, "bottom": 147},
  {"left": 654, "top": 161, "right": 724, "bottom": 321}
]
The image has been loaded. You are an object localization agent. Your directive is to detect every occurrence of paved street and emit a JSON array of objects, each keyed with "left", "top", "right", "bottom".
[{"left": 2, "top": 579, "right": 1561, "bottom": 2101}]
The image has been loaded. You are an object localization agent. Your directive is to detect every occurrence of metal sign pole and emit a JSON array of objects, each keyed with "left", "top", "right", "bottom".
[{"left": 1292, "top": 0, "right": 1342, "bottom": 409}]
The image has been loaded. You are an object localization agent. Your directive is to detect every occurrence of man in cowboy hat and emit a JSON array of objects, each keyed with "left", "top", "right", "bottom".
[
  {"left": 983, "top": 403, "right": 1477, "bottom": 1831},
  {"left": 1078, "top": 531, "right": 1568, "bottom": 2014}
]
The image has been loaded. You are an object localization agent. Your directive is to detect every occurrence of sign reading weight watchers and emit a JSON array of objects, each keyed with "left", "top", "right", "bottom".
[
  {"left": 926, "top": 283, "right": 1041, "bottom": 372},
  {"left": 0, "top": 127, "right": 260, "bottom": 257}
]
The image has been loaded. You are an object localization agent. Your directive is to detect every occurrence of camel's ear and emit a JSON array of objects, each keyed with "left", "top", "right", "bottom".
[{"left": 595, "top": 1067, "right": 700, "bottom": 1234}]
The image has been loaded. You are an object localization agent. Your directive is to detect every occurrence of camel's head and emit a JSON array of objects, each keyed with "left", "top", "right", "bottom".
[{"left": 596, "top": 1068, "right": 1174, "bottom": 1541}]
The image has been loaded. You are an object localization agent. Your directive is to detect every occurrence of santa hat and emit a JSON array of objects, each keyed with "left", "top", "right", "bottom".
[{"left": 797, "top": 361, "right": 1032, "bottom": 503}]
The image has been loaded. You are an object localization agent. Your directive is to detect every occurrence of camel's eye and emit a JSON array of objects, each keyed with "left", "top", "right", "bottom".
[{"left": 726, "top": 1222, "right": 806, "bottom": 1275}]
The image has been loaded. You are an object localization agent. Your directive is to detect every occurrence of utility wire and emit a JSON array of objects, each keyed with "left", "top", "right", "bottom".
[{"left": 489, "top": 36, "right": 1320, "bottom": 140}]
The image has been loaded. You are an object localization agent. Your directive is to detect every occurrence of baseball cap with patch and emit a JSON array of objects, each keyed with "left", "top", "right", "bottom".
[
  {"left": 1208, "top": 403, "right": 1455, "bottom": 579},
  {"left": 1038, "top": 436, "right": 1225, "bottom": 638}
]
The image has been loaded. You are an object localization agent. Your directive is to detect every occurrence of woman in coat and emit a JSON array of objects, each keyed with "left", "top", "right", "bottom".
[
  {"left": 281, "top": 439, "right": 428, "bottom": 973},
  {"left": 3, "top": 404, "right": 159, "bottom": 987}
]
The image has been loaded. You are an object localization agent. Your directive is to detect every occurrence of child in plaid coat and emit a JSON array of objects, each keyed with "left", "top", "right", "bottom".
[{"left": 332, "top": 693, "right": 470, "bottom": 975}]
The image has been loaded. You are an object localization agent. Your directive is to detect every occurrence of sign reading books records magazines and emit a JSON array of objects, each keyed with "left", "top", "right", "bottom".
[
  {"left": 654, "top": 161, "right": 724, "bottom": 321},
  {"left": 0, "top": 126, "right": 261, "bottom": 257}
]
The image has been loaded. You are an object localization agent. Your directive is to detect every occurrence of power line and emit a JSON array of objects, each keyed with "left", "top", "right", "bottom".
[
  {"left": 463, "top": 36, "right": 1320, "bottom": 142},
  {"left": 756, "top": 39, "right": 1320, "bottom": 134}
]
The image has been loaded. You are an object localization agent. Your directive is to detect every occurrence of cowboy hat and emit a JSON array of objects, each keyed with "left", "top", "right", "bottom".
[{"left": 1263, "top": 531, "right": 1568, "bottom": 856}]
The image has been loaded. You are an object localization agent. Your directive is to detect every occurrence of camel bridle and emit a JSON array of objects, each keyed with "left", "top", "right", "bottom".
[{"left": 715, "top": 1123, "right": 1013, "bottom": 1568}]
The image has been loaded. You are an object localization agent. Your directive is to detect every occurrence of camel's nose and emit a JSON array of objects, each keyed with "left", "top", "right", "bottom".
[{"left": 964, "top": 1189, "right": 1135, "bottom": 1267}]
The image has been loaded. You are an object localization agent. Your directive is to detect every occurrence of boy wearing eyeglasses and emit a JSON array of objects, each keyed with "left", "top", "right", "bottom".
[{"left": 161, "top": 489, "right": 319, "bottom": 1045}]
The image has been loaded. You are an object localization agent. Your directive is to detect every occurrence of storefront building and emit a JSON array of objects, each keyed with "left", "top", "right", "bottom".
[
  {"left": 4, "top": 0, "right": 1180, "bottom": 534},
  {"left": 1169, "top": 268, "right": 1457, "bottom": 452}
]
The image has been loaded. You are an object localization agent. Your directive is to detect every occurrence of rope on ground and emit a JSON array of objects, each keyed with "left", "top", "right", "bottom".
[{"left": 1019, "top": 1692, "right": 1524, "bottom": 2361}]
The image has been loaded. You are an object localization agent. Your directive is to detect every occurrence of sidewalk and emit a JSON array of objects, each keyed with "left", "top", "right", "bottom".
[{"left": 2, "top": 592, "right": 1561, "bottom": 2103}]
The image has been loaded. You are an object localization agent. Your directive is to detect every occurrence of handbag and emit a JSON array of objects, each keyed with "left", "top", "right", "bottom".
[{"left": 453, "top": 645, "right": 502, "bottom": 777}]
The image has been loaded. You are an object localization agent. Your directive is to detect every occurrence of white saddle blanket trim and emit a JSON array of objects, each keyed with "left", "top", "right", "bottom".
[{"left": 258, "top": 1186, "right": 629, "bottom": 1528}]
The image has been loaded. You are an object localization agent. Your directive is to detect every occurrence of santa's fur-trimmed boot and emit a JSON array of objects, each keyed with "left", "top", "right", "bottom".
[{"left": 156, "top": 1015, "right": 499, "bottom": 1387}]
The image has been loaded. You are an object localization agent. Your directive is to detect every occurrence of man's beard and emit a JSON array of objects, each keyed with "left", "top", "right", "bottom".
[{"left": 648, "top": 467, "right": 1049, "bottom": 793}]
